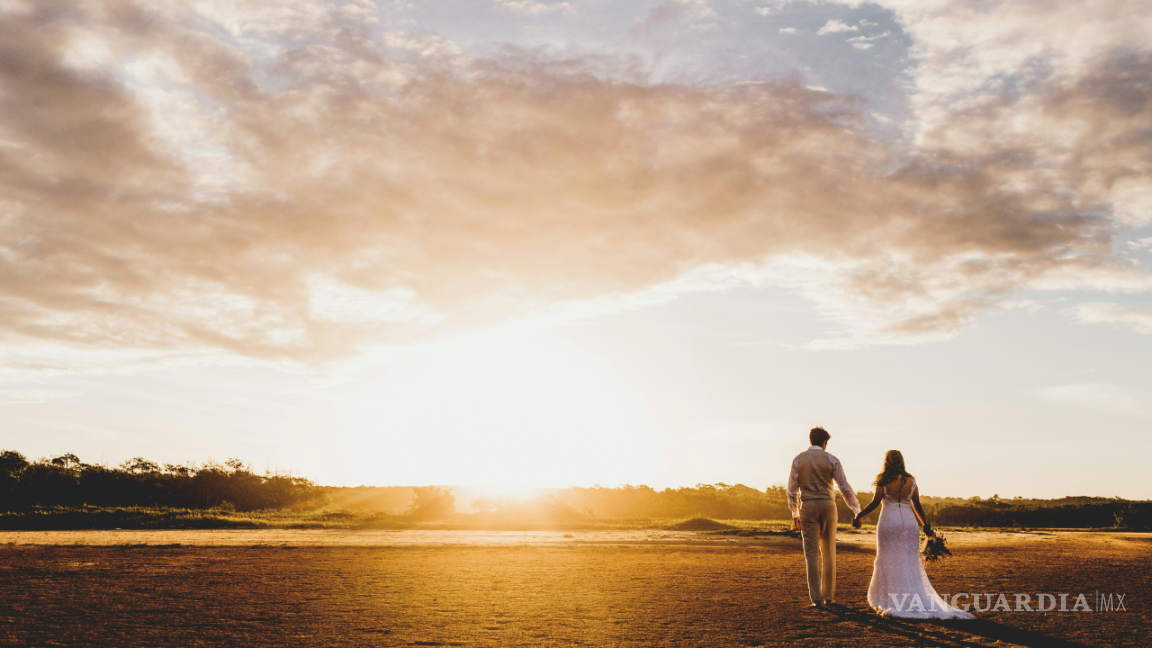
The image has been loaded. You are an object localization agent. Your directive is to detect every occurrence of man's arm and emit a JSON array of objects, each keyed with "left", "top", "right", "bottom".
[
  {"left": 786, "top": 457, "right": 801, "bottom": 519},
  {"left": 830, "top": 455, "right": 861, "bottom": 515}
]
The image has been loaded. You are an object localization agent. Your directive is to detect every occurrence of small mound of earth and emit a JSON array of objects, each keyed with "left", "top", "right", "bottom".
[{"left": 666, "top": 518, "right": 736, "bottom": 531}]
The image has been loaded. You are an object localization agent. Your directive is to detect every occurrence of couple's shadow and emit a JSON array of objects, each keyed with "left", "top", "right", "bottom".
[{"left": 820, "top": 603, "right": 1092, "bottom": 648}]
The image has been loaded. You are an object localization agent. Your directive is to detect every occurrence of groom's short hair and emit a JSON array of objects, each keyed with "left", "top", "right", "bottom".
[{"left": 810, "top": 427, "right": 831, "bottom": 446}]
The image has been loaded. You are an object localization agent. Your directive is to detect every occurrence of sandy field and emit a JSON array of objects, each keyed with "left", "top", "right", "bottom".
[{"left": 0, "top": 529, "right": 1146, "bottom": 647}]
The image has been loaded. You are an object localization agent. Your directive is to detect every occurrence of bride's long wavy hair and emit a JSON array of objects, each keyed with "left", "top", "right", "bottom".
[{"left": 874, "top": 450, "right": 915, "bottom": 488}]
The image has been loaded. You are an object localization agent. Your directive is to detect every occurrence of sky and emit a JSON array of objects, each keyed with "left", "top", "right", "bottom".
[{"left": 1, "top": 0, "right": 1151, "bottom": 499}]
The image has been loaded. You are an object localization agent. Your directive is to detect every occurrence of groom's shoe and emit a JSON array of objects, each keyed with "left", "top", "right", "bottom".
[{"left": 807, "top": 602, "right": 823, "bottom": 608}]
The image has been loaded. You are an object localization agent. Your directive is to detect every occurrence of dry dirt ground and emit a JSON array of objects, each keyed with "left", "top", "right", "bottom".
[{"left": 0, "top": 530, "right": 1146, "bottom": 647}]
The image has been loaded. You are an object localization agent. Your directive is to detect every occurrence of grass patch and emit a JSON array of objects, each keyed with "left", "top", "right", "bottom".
[{"left": 7, "top": 509, "right": 1099, "bottom": 533}]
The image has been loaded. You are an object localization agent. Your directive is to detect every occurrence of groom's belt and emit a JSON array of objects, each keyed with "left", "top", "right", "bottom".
[{"left": 800, "top": 496, "right": 832, "bottom": 501}]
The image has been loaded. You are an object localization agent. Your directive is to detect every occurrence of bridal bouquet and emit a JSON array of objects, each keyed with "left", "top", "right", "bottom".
[{"left": 921, "top": 530, "right": 953, "bottom": 563}]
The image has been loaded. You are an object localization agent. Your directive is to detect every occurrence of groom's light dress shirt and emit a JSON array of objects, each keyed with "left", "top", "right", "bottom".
[{"left": 787, "top": 446, "right": 861, "bottom": 518}]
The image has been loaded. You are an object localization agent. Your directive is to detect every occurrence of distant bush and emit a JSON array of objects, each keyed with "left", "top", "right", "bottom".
[
  {"left": 0, "top": 450, "right": 327, "bottom": 512},
  {"left": 666, "top": 518, "right": 736, "bottom": 531}
]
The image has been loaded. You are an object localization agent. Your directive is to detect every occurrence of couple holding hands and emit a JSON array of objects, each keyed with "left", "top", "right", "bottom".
[{"left": 786, "top": 426, "right": 973, "bottom": 619}]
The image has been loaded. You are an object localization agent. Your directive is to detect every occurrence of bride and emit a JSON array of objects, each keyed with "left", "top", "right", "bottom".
[{"left": 853, "top": 450, "right": 974, "bottom": 619}]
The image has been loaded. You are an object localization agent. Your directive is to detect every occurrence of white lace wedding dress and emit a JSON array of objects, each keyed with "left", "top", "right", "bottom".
[{"left": 866, "top": 478, "right": 974, "bottom": 619}]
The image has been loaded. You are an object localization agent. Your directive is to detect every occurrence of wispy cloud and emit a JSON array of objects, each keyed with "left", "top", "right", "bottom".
[
  {"left": 847, "top": 30, "right": 890, "bottom": 50},
  {"left": 850, "top": 31, "right": 890, "bottom": 41},
  {"left": 1071, "top": 303, "right": 1152, "bottom": 335}
]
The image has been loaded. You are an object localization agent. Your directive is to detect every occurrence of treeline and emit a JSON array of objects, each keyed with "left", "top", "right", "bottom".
[
  {"left": 0, "top": 451, "right": 326, "bottom": 512},
  {"left": 921, "top": 495, "right": 1152, "bottom": 530},
  {"left": 550, "top": 484, "right": 795, "bottom": 520},
  {"left": 3, "top": 449, "right": 1149, "bottom": 529},
  {"left": 546, "top": 485, "right": 1152, "bottom": 530},
  {"left": 326, "top": 486, "right": 416, "bottom": 513}
]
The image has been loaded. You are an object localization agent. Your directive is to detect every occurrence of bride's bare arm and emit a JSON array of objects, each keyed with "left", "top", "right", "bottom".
[
  {"left": 856, "top": 489, "right": 883, "bottom": 520},
  {"left": 911, "top": 487, "right": 933, "bottom": 534}
]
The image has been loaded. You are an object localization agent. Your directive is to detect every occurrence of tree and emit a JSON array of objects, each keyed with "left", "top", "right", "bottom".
[
  {"left": 0, "top": 451, "right": 28, "bottom": 478},
  {"left": 120, "top": 457, "right": 160, "bottom": 474},
  {"left": 0, "top": 451, "right": 29, "bottom": 508},
  {"left": 50, "top": 453, "right": 81, "bottom": 470},
  {"left": 408, "top": 486, "right": 455, "bottom": 519},
  {"left": 471, "top": 497, "right": 498, "bottom": 514}
]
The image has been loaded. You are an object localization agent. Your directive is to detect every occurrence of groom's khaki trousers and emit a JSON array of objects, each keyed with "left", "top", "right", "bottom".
[{"left": 799, "top": 499, "right": 837, "bottom": 604}]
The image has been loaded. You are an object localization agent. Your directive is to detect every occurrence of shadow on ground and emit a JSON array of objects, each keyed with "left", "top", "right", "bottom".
[{"left": 824, "top": 604, "right": 1093, "bottom": 648}]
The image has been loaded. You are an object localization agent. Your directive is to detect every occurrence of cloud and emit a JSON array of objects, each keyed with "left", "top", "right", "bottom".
[
  {"left": 1037, "top": 383, "right": 1150, "bottom": 417},
  {"left": 847, "top": 30, "right": 890, "bottom": 43},
  {"left": 0, "top": 0, "right": 1151, "bottom": 362},
  {"left": 817, "top": 19, "right": 858, "bottom": 35},
  {"left": 1071, "top": 303, "right": 1152, "bottom": 335},
  {"left": 494, "top": 0, "right": 575, "bottom": 16},
  {"left": 1001, "top": 299, "right": 1042, "bottom": 313},
  {"left": 336, "top": 0, "right": 379, "bottom": 24},
  {"left": 0, "top": 389, "right": 82, "bottom": 405},
  {"left": 778, "top": 27, "right": 797, "bottom": 33},
  {"left": 631, "top": 0, "right": 717, "bottom": 37},
  {"left": 754, "top": 0, "right": 789, "bottom": 17},
  {"left": 877, "top": 0, "right": 1152, "bottom": 166}
]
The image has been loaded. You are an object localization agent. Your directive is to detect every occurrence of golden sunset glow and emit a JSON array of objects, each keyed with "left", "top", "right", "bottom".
[
  {"left": 0, "top": 0, "right": 1150, "bottom": 499},
  {"left": 2, "top": 3, "right": 1151, "bottom": 647}
]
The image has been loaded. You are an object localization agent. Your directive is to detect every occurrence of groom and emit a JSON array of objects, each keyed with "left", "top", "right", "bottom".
[{"left": 786, "top": 426, "right": 861, "bottom": 607}]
